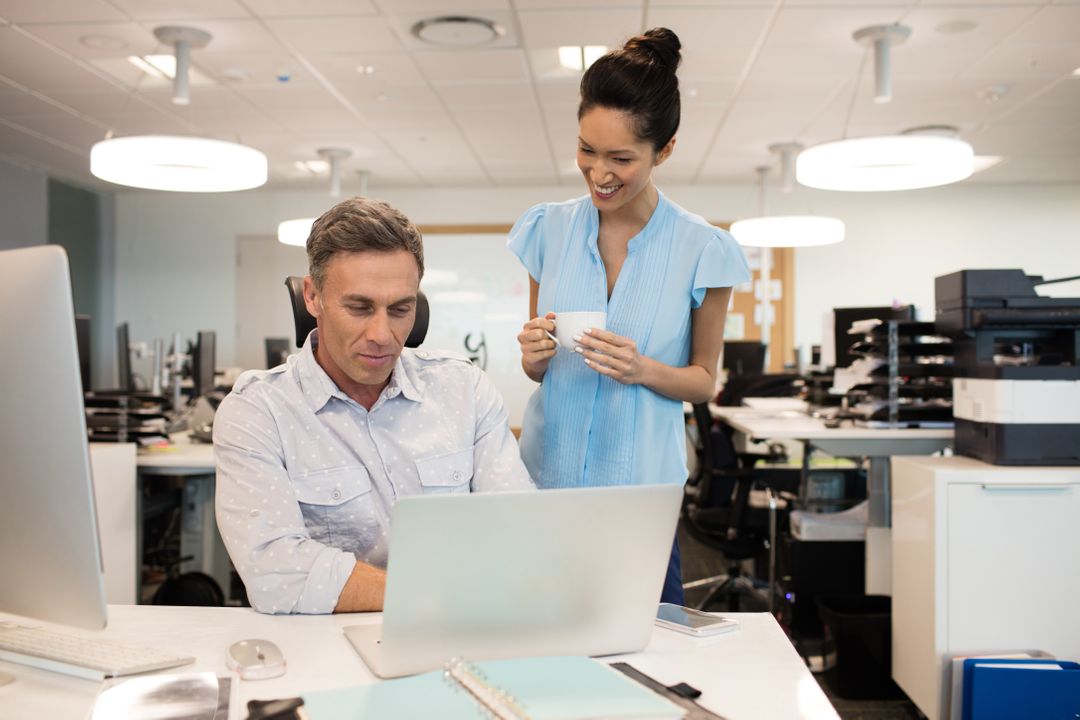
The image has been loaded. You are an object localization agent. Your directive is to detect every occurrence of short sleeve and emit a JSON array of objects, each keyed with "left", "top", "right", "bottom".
[
  {"left": 506, "top": 203, "right": 548, "bottom": 281},
  {"left": 691, "top": 229, "right": 752, "bottom": 309}
]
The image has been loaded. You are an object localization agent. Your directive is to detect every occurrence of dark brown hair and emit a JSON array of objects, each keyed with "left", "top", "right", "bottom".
[
  {"left": 306, "top": 196, "right": 424, "bottom": 288},
  {"left": 578, "top": 27, "right": 682, "bottom": 152}
]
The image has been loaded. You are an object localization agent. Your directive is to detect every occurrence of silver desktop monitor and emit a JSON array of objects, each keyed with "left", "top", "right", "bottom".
[{"left": 0, "top": 246, "right": 108, "bottom": 631}]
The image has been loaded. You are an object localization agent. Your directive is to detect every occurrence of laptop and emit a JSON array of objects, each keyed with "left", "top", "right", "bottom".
[{"left": 344, "top": 484, "right": 683, "bottom": 678}]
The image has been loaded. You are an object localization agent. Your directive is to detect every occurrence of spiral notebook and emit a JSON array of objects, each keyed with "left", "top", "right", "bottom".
[{"left": 302, "top": 655, "right": 684, "bottom": 720}]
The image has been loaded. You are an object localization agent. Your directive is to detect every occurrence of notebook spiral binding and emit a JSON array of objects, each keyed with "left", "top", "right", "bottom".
[{"left": 443, "top": 658, "right": 531, "bottom": 720}]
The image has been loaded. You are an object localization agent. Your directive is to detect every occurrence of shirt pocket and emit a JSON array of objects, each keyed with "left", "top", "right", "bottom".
[
  {"left": 292, "top": 465, "right": 375, "bottom": 548},
  {"left": 415, "top": 448, "right": 473, "bottom": 495}
]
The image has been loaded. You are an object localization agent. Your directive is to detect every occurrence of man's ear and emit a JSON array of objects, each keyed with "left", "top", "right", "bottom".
[
  {"left": 655, "top": 136, "right": 676, "bottom": 167},
  {"left": 302, "top": 275, "right": 321, "bottom": 320}
]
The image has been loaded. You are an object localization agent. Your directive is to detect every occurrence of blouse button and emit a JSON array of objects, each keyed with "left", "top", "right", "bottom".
[
  {"left": 451, "top": 471, "right": 462, "bottom": 482},
  {"left": 249, "top": 509, "right": 260, "bottom": 518},
  {"left": 331, "top": 488, "right": 342, "bottom": 500}
]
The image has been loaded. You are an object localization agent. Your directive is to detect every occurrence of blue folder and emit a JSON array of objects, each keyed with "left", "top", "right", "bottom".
[{"left": 961, "top": 657, "right": 1080, "bottom": 720}]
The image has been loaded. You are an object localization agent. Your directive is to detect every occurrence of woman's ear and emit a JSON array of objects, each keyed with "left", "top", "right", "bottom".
[{"left": 655, "top": 136, "right": 676, "bottom": 166}]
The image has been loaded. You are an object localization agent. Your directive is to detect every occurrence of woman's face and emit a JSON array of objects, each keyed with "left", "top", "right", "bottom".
[{"left": 576, "top": 106, "right": 673, "bottom": 213}]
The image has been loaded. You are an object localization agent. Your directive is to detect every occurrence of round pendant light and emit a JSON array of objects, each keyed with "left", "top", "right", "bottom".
[
  {"left": 278, "top": 218, "right": 315, "bottom": 247},
  {"left": 730, "top": 216, "right": 846, "bottom": 247},
  {"left": 90, "top": 135, "right": 267, "bottom": 192},
  {"left": 796, "top": 133, "right": 974, "bottom": 192}
]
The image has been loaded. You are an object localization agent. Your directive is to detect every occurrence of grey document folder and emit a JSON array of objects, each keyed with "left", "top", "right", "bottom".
[{"left": 344, "top": 484, "right": 683, "bottom": 678}]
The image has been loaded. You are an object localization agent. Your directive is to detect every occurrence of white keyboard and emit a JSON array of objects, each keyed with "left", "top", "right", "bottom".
[{"left": 0, "top": 623, "right": 196, "bottom": 681}]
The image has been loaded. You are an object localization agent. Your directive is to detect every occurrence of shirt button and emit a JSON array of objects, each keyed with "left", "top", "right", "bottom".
[
  {"left": 451, "top": 471, "right": 461, "bottom": 481},
  {"left": 331, "top": 488, "right": 342, "bottom": 500},
  {"left": 417, "top": 351, "right": 429, "bottom": 359},
  {"left": 249, "top": 509, "right": 260, "bottom": 518}
]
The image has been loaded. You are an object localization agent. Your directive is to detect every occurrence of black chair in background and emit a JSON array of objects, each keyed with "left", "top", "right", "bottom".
[
  {"left": 683, "top": 403, "right": 798, "bottom": 612},
  {"left": 283, "top": 276, "right": 431, "bottom": 348}
]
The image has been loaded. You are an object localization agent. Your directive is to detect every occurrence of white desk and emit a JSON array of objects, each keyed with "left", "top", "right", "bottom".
[
  {"left": 0, "top": 605, "right": 840, "bottom": 720},
  {"left": 709, "top": 405, "right": 953, "bottom": 594}
]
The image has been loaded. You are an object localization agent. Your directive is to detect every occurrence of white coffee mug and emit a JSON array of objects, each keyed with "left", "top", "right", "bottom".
[{"left": 549, "top": 311, "right": 607, "bottom": 350}]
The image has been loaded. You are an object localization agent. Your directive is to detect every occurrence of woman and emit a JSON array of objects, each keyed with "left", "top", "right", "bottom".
[{"left": 508, "top": 28, "right": 751, "bottom": 605}]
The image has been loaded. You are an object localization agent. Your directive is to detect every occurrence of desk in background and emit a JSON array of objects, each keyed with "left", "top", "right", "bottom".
[
  {"left": 91, "top": 435, "right": 223, "bottom": 605},
  {"left": 0, "top": 605, "right": 840, "bottom": 720},
  {"left": 709, "top": 405, "right": 952, "bottom": 594}
]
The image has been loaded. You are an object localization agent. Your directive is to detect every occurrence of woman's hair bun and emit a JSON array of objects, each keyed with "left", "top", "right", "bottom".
[{"left": 623, "top": 27, "right": 681, "bottom": 72}]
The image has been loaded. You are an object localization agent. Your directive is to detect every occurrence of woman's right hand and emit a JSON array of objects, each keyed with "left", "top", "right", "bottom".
[{"left": 518, "top": 312, "right": 557, "bottom": 381}]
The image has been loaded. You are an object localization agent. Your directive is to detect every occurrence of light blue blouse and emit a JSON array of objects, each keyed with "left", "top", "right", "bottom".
[{"left": 508, "top": 190, "right": 751, "bottom": 489}]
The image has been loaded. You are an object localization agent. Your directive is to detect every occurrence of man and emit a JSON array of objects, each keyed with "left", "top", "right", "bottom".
[{"left": 214, "top": 197, "right": 533, "bottom": 615}]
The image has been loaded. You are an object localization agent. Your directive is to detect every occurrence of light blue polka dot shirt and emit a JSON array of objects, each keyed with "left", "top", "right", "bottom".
[
  {"left": 213, "top": 331, "right": 533, "bottom": 615},
  {"left": 508, "top": 190, "right": 751, "bottom": 489}
]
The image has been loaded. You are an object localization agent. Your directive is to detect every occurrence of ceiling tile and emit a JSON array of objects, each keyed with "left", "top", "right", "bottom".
[
  {"left": 517, "top": 8, "right": 641, "bottom": 49},
  {"left": 304, "top": 52, "right": 427, "bottom": 88},
  {"left": 265, "top": 16, "right": 403, "bottom": 54},
  {"left": 645, "top": 7, "right": 776, "bottom": 83},
  {"left": 0, "top": 28, "right": 129, "bottom": 94},
  {"left": 105, "top": 0, "right": 250, "bottom": 20},
  {"left": 243, "top": 0, "right": 377, "bottom": 18},
  {"left": 372, "top": 0, "right": 508, "bottom": 13},
  {"left": 0, "top": 0, "right": 127, "bottom": 24},
  {"left": 413, "top": 48, "right": 530, "bottom": 84},
  {"left": 438, "top": 83, "right": 537, "bottom": 109}
]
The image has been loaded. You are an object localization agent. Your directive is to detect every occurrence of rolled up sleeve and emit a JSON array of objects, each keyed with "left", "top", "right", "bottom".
[{"left": 213, "top": 393, "right": 356, "bottom": 614}]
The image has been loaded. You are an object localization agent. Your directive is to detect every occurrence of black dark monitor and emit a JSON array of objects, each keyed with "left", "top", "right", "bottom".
[
  {"left": 116, "top": 321, "right": 134, "bottom": 392},
  {"left": 833, "top": 305, "right": 916, "bottom": 368},
  {"left": 722, "top": 341, "right": 767, "bottom": 376},
  {"left": 75, "top": 315, "right": 91, "bottom": 392},
  {"left": 265, "top": 337, "right": 290, "bottom": 369},
  {"left": 192, "top": 330, "right": 216, "bottom": 398}
]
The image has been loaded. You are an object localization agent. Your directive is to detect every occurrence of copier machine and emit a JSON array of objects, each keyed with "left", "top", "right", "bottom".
[{"left": 935, "top": 269, "right": 1080, "bottom": 465}]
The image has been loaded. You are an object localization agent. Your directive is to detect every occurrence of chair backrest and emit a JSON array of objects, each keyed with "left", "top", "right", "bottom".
[{"left": 284, "top": 276, "right": 430, "bottom": 349}]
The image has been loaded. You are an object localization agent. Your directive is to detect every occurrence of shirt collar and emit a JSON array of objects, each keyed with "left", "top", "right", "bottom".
[{"left": 296, "top": 330, "right": 424, "bottom": 413}]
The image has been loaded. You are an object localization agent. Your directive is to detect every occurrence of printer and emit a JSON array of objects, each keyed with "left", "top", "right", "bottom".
[{"left": 935, "top": 269, "right": 1080, "bottom": 465}]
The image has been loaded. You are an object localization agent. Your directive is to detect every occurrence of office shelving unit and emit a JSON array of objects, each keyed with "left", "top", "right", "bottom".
[{"left": 846, "top": 321, "right": 954, "bottom": 428}]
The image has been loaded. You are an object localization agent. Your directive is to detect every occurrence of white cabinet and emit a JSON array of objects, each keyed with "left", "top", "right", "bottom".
[{"left": 891, "top": 455, "right": 1080, "bottom": 720}]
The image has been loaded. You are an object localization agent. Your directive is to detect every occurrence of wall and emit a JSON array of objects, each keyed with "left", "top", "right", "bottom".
[
  {"left": 113, "top": 181, "right": 1080, "bottom": 416},
  {"left": 0, "top": 158, "right": 47, "bottom": 250}
]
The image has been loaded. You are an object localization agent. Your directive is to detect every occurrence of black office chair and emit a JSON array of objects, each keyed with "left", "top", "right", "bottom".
[
  {"left": 283, "top": 276, "right": 430, "bottom": 348},
  {"left": 683, "top": 403, "right": 794, "bottom": 612}
]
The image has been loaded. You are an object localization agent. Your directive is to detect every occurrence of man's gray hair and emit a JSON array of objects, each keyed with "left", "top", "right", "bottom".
[{"left": 307, "top": 196, "right": 424, "bottom": 289}]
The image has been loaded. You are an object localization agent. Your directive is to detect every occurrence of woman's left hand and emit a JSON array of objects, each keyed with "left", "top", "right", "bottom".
[{"left": 574, "top": 328, "right": 649, "bottom": 385}]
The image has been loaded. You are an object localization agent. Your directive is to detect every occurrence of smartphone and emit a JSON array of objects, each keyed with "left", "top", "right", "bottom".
[{"left": 655, "top": 603, "right": 740, "bottom": 637}]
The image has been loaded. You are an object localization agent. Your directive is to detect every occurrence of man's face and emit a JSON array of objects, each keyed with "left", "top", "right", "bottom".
[{"left": 304, "top": 249, "right": 419, "bottom": 395}]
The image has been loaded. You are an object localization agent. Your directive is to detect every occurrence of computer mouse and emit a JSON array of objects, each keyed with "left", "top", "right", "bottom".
[{"left": 226, "top": 638, "right": 287, "bottom": 680}]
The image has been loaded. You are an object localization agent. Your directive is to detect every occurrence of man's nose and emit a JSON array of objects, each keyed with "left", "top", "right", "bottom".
[{"left": 366, "top": 310, "right": 393, "bottom": 345}]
